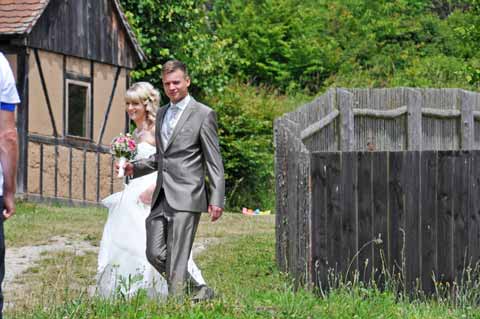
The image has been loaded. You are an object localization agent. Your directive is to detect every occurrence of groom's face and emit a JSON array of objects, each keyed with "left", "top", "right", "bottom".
[{"left": 162, "top": 69, "right": 190, "bottom": 104}]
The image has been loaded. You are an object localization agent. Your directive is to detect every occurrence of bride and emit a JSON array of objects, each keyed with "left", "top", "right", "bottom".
[{"left": 96, "top": 82, "right": 206, "bottom": 298}]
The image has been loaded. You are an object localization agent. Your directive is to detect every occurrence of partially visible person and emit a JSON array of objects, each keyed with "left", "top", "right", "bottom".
[
  {"left": 0, "top": 51, "right": 20, "bottom": 318},
  {"left": 96, "top": 82, "right": 207, "bottom": 298}
]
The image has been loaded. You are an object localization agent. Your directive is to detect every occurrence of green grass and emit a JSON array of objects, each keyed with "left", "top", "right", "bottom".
[
  {"left": 4, "top": 203, "right": 480, "bottom": 318},
  {"left": 6, "top": 201, "right": 107, "bottom": 247},
  {"left": 7, "top": 201, "right": 275, "bottom": 247}
]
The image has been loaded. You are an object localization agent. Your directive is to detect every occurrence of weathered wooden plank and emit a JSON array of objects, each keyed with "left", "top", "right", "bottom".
[
  {"left": 453, "top": 151, "right": 470, "bottom": 282},
  {"left": 422, "top": 108, "right": 460, "bottom": 118},
  {"left": 300, "top": 110, "right": 339, "bottom": 141},
  {"left": 83, "top": 148, "right": 87, "bottom": 201},
  {"left": 404, "top": 151, "right": 421, "bottom": 291},
  {"left": 469, "top": 151, "right": 480, "bottom": 265},
  {"left": 352, "top": 106, "right": 407, "bottom": 118},
  {"left": 357, "top": 152, "right": 373, "bottom": 283},
  {"left": 372, "top": 152, "right": 389, "bottom": 283},
  {"left": 39, "top": 143, "right": 44, "bottom": 198},
  {"left": 338, "top": 89, "right": 355, "bottom": 151},
  {"left": 420, "top": 150, "right": 437, "bottom": 293},
  {"left": 388, "top": 151, "right": 405, "bottom": 275},
  {"left": 28, "top": 134, "right": 109, "bottom": 153},
  {"left": 16, "top": 48, "right": 29, "bottom": 194},
  {"left": 311, "top": 153, "right": 328, "bottom": 288},
  {"left": 293, "top": 144, "right": 303, "bottom": 286},
  {"left": 54, "top": 144, "right": 58, "bottom": 197},
  {"left": 68, "top": 147, "right": 73, "bottom": 200},
  {"left": 461, "top": 91, "right": 475, "bottom": 150},
  {"left": 274, "top": 121, "right": 284, "bottom": 271},
  {"left": 437, "top": 151, "right": 454, "bottom": 283},
  {"left": 278, "top": 123, "right": 289, "bottom": 272},
  {"left": 90, "top": 61, "right": 95, "bottom": 140},
  {"left": 407, "top": 89, "right": 422, "bottom": 150},
  {"left": 341, "top": 152, "right": 358, "bottom": 279},
  {"left": 62, "top": 55, "right": 67, "bottom": 136},
  {"left": 287, "top": 140, "right": 298, "bottom": 277},
  {"left": 325, "top": 152, "right": 342, "bottom": 274},
  {"left": 96, "top": 152, "right": 101, "bottom": 202},
  {"left": 296, "top": 150, "right": 311, "bottom": 285}
]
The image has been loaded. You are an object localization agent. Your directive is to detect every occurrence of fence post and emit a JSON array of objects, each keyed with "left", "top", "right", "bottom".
[
  {"left": 338, "top": 89, "right": 354, "bottom": 151},
  {"left": 407, "top": 89, "right": 423, "bottom": 150},
  {"left": 461, "top": 90, "right": 475, "bottom": 150}
]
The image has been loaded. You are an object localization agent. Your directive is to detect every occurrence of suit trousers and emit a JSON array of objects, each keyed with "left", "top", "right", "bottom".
[{"left": 145, "top": 190, "right": 201, "bottom": 296}]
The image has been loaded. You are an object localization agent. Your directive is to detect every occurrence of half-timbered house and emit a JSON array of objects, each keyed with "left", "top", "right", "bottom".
[{"left": 0, "top": 0, "right": 145, "bottom": 205}]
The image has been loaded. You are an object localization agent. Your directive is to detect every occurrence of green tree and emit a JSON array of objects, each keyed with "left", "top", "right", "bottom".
[{"left": 120, "top": 0, "right": 235, "bottom": 96}]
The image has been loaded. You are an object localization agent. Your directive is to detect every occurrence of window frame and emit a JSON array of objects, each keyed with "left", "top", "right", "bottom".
[{"left": 65, "top": 78, "right": 91, "bottom": 140}]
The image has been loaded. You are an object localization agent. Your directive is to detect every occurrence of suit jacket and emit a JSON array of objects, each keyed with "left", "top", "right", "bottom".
[{"left": 133, "top": 97, "right": 225, "bottom": 213}]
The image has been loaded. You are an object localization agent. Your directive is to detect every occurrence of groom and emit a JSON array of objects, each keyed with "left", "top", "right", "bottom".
[{"left": 123, "top": 60, "right": 225, "bottom": 299}]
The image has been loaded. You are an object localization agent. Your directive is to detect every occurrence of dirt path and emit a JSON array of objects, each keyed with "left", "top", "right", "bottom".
[
  {"left": 4, "top": 236, "right": 218, "bottom": 294},
  {"left": 4, "top": 236, "right": 99, "bottom": 292}
]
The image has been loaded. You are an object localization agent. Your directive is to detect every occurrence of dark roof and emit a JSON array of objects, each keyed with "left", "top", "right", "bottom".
[{"left": 0, "top": 0, "right": 145, "bottom": 63}]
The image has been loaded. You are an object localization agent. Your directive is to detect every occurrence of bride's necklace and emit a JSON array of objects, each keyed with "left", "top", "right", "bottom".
[
  {"left": 135, "top": 123, "right": 151, "bottom": 137},
  {"left": 134, "top": 126, "right": 154, "bottom": 144}
]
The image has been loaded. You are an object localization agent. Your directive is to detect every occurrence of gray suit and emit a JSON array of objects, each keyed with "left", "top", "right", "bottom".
[{"left": 133, "top": 97, "right": 225, "bottom": 295}]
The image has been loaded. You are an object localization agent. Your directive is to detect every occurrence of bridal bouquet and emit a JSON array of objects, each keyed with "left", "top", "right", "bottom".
[{"left": 110, "top": 133, "right": 137, "bottom": 177}]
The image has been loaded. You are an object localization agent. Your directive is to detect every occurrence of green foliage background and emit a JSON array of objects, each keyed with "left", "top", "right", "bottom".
[{"left": 120, "top": 0, "right": 480, "bottom": 210}]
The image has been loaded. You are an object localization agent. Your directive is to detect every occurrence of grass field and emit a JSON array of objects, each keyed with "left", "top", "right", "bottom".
[{"left": 3, "top": 202, "right": 480, "bottom": 318}]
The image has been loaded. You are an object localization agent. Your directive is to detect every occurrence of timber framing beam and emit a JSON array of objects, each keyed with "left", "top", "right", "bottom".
[
  {"left": 98, "top": 66, "right": 121, "bottom": 144},
  {"left": 34, "top": 48, "right": 58, "bottom": 137},
  {"left": 16, "top": 47, "right": 29, "bottom": 194}
]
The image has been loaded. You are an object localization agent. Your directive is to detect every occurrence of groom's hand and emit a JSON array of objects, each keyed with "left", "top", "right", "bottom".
[
  {"left": 208, "top": 205, "right": 223, "bottom": 222},
  {"left": 115, "top": 161, "right": 134, "bottom": 176}
]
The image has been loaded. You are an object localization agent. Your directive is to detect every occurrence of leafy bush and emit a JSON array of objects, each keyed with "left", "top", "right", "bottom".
[{"left": 204, "top": 82, "right": 309, "bottom": 210}]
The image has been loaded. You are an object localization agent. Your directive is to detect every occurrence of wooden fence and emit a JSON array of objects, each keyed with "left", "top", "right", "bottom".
[
  {"left": 25, "top": 134, "right": 123, "bottom": 206},
  {"left": 274, "top": 88, "right": 480, "bottom": 292}
]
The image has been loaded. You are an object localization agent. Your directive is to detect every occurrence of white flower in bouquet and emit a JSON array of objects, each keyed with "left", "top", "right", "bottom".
[{"left": 110, "top": 133, "right": 137, "bottom": 177}]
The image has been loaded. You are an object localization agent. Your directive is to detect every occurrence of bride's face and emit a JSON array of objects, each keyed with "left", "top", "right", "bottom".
[{"left": 126, "top": 100, "right": 146, "bottom": 122}]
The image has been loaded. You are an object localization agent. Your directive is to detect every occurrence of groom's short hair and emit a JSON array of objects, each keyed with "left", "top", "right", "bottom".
[{"left": 162, "top": 60, "right": 189, "bottom": 79}]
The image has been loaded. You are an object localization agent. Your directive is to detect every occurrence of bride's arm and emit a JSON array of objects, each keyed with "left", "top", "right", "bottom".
[
  {"left": 138, "top": 183, "right": 156, "bottom": 206},
  {"left": 132, "top": 127, "right": 158, "bottom": 179}
]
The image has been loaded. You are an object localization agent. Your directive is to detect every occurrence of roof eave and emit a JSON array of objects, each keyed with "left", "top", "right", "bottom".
[
  {"left": 111, "top": 0, "right": 147, "bottom": 64},
  {"left": 24, "top": 0, "right": 51, "bottom": 35}
]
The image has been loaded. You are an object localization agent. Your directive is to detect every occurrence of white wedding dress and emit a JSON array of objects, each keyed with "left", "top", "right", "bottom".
[{"left": 96, "top": 142, "right": 206, "bottom": 298}]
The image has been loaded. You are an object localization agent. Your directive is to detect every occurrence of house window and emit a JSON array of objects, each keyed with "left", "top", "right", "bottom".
[{"left": 66, "top": 79, "right": 90, "bottom": 138}]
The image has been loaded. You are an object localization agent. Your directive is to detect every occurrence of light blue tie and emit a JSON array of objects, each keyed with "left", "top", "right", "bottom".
[{"left": 165, "top": 105, "right": 180, "bottom": 141}]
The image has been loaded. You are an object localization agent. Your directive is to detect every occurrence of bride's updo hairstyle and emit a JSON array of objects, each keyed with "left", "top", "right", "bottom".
[{"left": 125, "top": 82, "right": 160, "bottom": 127}]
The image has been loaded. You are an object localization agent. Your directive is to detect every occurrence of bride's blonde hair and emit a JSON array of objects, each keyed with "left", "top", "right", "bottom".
[{"left": 125, "top": 82, "right": 160, "bottom": 127}]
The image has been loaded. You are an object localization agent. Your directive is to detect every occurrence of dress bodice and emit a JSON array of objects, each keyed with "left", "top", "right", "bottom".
[{"left": 135, "top": 142, "right": 156, "bottom": 161}]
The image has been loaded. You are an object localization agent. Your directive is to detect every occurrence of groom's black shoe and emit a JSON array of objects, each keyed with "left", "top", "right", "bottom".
[{"left": 191, "top": 285, "right": 215, "bottom": 302}]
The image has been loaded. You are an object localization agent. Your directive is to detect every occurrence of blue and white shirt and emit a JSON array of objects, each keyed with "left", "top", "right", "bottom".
[{"left": 0, "top": 52, "right": 20, "bottom": 197}]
